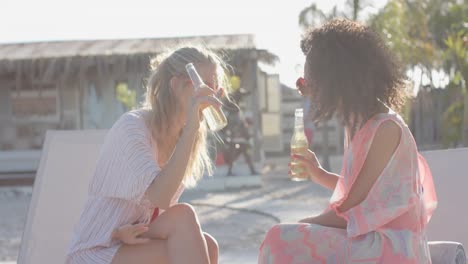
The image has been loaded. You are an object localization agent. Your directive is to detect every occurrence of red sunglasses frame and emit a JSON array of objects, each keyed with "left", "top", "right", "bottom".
[{"left": 296, "top": 77, "right": 307, "bottom": 96}]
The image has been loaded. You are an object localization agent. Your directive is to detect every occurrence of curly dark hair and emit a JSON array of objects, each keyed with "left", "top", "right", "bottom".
[{"left": 300, "top": 18, "right": 408, "bottom": 133}]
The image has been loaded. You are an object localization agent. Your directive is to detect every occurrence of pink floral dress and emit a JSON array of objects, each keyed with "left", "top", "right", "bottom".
[{"left": 259, "top": 113, "right": 437, "bottom": 264}]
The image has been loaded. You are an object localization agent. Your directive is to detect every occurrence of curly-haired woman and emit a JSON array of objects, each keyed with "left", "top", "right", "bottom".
[{"left": 259, "top": 19, "right": 437, "bottom": 264}]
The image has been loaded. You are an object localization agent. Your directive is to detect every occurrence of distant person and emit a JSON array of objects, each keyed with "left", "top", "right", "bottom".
[
  {"left": 67, "top": 46, "right": 229, "bottom": 264},
  {"left": 221, "top": 88, "right": 258, "bottom": 176},
  {"left": 259, "top": 19, "right": 437, "bottom": 263}
]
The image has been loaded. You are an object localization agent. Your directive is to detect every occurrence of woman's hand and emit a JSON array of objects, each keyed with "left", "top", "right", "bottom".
[
  {"left": 112, "top": 223, "right": 151, "bottom": 245},
  {"left": 290, "top": 150, "right": 340, "bottom": 190},
  {"left": 298, "top": 210, "right": 347, "bottom": 229},
  {"left": 289, "top": 149, "right": 324, "bottom": 182},
  {"left": 186, "top": 85, "right": 223, "bottom": 131}
]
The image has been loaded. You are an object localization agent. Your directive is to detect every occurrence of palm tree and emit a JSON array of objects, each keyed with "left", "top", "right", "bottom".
[
  {"left": 371, "top": 0, "right": 467, "bottom": 147},
  {"left": 299, "top": 0, "right": 368, "bottom": 30},
  {"left": 299, "top": 3, "right": 336, "bottom": 29},
  {"left": 351, "top": 0, "right": 363, "bottom": 20},
  {"left": 445, "top": 31, "right": 468, "bottom": 146}
]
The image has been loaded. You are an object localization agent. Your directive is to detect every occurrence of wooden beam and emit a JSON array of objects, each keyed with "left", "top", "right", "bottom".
[
  {"left": 0, "top": 173, "right": 35, "bottom": 186},
  {"left": 42, "top": 58, "right": 57, "bottom": 82},
  {"left": 15, "top": 62, "right": 22, "bottom": 93}
]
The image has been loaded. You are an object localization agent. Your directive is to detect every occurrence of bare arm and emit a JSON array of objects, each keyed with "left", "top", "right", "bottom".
[
  {"left": 313, "top": 168, "right": 340, "bottom": 190},
  {"left": 291, "top": 150, "right": 339, "bottom": 190},
  {"left": 299, "top": 120, "right": 401, "bottom": 227},
  {"left": 299, "top": 210, "right": 347, "bottom": 229},
  {"left": 146, "top": 124, "right": 198, "bottom": 209},
  {"left": 146, "top": 86, "right": 221, "bottom": 209},
  {"left": 336, "top": 121, "right": 401, "bottom": 212}
]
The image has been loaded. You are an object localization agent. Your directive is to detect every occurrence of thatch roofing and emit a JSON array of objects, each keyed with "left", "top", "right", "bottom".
[
  {"left": 0, "top": 34, "right": 257, "bottom": 61},
  {"left": 0, "top": 34, "right": 278, "bottom": 82}
]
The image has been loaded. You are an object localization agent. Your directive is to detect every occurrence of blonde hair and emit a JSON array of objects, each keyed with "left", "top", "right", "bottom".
[{"left": 143, "top": 46, "right": 231, "bottom": 188}]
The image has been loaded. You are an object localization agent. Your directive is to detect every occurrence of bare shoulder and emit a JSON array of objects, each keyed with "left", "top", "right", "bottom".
[
  {"left": 336, "top": 119, "right": 403, "bottom": 211},
  {"left": 366, "top": 119, "right": 402, "bottom": 166},
  {"left": 373, "top": 120, "right": 402, "bottom": 148}
]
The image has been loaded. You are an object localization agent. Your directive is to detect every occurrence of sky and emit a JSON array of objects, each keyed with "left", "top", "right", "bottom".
[{"left": 1, "top": 0, "right": 388, "bottom": 87}]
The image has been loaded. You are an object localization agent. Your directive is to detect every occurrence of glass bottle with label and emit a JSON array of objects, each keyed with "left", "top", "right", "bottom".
[
  {"left": 290, "top": 108, "right": 309, "bottom": 181},
  {"left": 185, "top": 63, "right": 227, "bottom": 131}
]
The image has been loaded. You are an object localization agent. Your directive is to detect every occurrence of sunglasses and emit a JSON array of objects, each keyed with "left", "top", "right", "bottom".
[{"left": 296, "top": 77, "right": 307, "bottom": 96}]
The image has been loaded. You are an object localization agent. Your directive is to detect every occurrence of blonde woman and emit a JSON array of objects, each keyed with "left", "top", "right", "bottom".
[{"left": 67, "top": 46, "right": 229, "bottom": 264}]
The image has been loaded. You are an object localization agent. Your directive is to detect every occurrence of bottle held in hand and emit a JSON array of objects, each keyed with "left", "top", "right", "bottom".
[
  {"left": 185, "top": 63, "right": 227, "bottom": 131},
  {"left": 290, "top": 108, "right": 309, "bottom": 181}
]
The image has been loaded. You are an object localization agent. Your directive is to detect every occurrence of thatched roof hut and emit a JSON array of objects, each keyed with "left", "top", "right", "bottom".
[
  {"left": 0, "top": 34, "right": 277, "bottom": 83},
  {"left": 0, "top": 34, "right": 278, "bottom": 160}
]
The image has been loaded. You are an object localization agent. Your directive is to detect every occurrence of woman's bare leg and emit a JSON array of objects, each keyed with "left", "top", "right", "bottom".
[
  {"left": 112, "top": 239, "right": 168, "bottom": 264},
  {"left": 112, "top": 203, "right": 210, "bottom": 264},
  {"left": 145, "top": 203, "right": 210, "bottom": 263}
]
